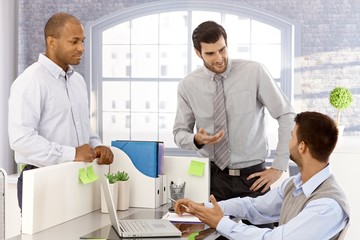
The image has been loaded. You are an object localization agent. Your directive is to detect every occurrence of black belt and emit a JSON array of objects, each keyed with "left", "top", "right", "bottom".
[
  {"left": 222, "top": 162, "right": 266, "bottom": 176},
  {"left": 22, "top": 164, "right": 38, "bottom": 172}
]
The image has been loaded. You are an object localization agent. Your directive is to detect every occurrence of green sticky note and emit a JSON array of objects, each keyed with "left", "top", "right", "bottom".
[
  {"left": 79, "top": 167, "right": 91, "bottom": 184},
  {"left": 188, "top": 160, "right": 205, "bottom": 177},
  {"left": 86, "top": 165, "right": 98, "bottom": 183},
  {"left": 187, "top": 232, "right": 199, "bottom": 240}
]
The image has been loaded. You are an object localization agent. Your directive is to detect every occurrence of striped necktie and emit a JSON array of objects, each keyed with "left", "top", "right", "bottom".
[{"left": 213, "top": 74, "right": 231, "bottom": 170}]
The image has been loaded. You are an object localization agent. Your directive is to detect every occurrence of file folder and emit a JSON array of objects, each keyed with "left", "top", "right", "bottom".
[{"left": 111, "top": 140, "right": 164, "bottom": 178}]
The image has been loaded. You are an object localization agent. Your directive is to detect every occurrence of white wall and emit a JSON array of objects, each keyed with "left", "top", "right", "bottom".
[
  {"left": 331, "top": 136, "right": 360, "bottom": 240},
  {"left": 0, "top": 0, "right": 18, "bottom": 174}
]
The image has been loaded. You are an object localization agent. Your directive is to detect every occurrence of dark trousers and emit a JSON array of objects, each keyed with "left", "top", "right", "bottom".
[
  {"left": 210, "top": 162, "right": 275, "bottom": 230},
  {"left": 17, "top": 164, "right": 38, "bottom": 210}
]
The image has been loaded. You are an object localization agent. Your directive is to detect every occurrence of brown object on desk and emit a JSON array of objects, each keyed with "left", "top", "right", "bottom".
[
  {"left": 195, "top": 227, "right": 217, "bottom": 240},
  {"left": 174, "top": 223, "right": 205, "bottom": 237}
]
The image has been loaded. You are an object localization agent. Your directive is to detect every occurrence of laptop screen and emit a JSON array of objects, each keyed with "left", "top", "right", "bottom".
[{"left": 101, "top": 176, "right": 181, "bottom": 238}]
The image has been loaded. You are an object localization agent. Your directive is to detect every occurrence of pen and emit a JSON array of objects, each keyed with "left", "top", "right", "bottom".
[{"left": 168, "top": 197, "right": 189, "bottom": 211}]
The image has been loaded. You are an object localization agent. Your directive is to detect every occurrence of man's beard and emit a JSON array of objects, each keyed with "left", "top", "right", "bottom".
[{"left": 203, "top": 58, "right": 227, "bottom": 74}]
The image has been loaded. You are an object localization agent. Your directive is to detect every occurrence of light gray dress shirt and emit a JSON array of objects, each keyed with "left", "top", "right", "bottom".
[
  {"left": 8, "top": 54, "right": 102, "bottom": 167},
  {"left": 173, "top": 59, "right": 295, "bottom": 170}
]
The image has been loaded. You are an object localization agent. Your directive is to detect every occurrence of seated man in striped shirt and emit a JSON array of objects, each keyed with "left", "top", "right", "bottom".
[{"left": 175, "top": 111, "right": 349, "bottom": 240}]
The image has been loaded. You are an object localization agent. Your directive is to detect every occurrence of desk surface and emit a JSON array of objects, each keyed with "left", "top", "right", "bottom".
[{"left": 8, "top": 204, "right": 218, "bottom": 240}]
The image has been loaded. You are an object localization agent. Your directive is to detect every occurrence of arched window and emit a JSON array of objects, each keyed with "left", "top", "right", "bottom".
[{"left": 85, "top": 1, "right": 298, "bottom": 154}]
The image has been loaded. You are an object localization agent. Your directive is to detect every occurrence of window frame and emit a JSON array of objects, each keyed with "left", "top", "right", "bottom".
[{"left": 85, "top": 0, "right": 300, "bottom": 156}]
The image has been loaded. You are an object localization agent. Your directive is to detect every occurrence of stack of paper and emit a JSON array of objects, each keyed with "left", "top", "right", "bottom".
[{"left": 162, "top": 212, "right": 201, "bottom": 223}]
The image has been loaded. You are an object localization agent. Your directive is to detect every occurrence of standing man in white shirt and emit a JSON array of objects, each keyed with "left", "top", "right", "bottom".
[
  {"left": 173, "top": 21, "right": 295, "bottom": 228},
  {"left": 8, "top": 12, "right": 113, "bottom": 209}
]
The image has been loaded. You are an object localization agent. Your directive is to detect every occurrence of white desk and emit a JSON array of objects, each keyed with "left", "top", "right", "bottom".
[{"left": 7, "top": 204, "right": 218, "bottom": 240}]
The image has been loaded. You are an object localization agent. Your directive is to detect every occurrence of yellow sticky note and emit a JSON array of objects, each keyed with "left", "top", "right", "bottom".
[
  {"left": 79, "top": 167, "right": 91, "bottom": 184},
  {"left": 86, "top": 165, "right": 98, "bottom": 183},
  {"left": 188, "top": 160, "right": 205, "bottom": 177},
  {"left": 188, "top": 232, "right": 199, "bottom": 240}
]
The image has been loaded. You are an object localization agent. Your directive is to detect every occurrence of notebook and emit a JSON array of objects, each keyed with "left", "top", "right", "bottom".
[{"left": 101, "top": 176, "right": 182, "bottom": 238}]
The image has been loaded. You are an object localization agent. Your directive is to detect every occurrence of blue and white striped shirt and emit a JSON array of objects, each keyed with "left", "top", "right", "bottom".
[{"left": 8, "top": 54, "right": 102, "bottom": 167}]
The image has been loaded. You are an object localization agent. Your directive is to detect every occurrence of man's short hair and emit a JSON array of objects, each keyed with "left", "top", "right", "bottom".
[
  {"left": 294, "top": 111, "right": 338, "bottom": 162},
  {"left": 192, "top": 21, "right": 227, "bottom": 53},
  {"left": 44, "top": 12, "right": 81, "bottom": 40}
]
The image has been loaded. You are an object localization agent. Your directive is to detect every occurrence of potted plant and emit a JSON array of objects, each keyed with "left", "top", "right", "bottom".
[
  {"left": 114, "top": 171, "right": 130, "bottom": 210},
  {"left": 329, "top": 86, "right": 353, "bottom": 135},
  {"left": 101, "top": 172, "right": 118, "bottom": 213},
  {"left": 115, "top": 171, "right": 129, "bottom": 181}
]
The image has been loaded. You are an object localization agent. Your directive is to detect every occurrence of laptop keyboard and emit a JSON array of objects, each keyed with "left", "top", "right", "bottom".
[{"left": 119, "top": 220, "right": 153, "bottom": 232}]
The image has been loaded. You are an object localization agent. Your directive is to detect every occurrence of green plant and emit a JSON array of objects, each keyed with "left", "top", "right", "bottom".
[
  {"left": 104, "top": 172, "right": 117, "bottom": 184},
  {"left": 114, "top": 171, "right": 129, "bottom": 181},
  {"left": 329, "top": 86, "right": 353, "bottom": 125}
]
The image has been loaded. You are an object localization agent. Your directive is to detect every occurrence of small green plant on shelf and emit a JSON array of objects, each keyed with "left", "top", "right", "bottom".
[
  {"left": 329, "top": 86, "right": 353, "bottom": 126},
  {"left": 104, "top": 172, "right": 117, "bottom": 184},
  {"left": 114, "top": 171, "right": 129, "bottom": 181}
]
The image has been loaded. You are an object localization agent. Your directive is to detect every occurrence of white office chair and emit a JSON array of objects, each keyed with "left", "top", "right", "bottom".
[
  {"left": 338, "top": 223, "right": 350, "bottom": 240},
  {"left": 0, "top": 168, "right": 6, "bottom": 240}
]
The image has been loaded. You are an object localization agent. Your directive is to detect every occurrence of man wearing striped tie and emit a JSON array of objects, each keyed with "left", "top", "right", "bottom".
[{"left": 173, "top": 21, "right": 295, "bottom": 229}]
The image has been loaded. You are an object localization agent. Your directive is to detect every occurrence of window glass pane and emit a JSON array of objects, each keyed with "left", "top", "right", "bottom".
[
  {"left": 228, "top": 44, "right": 251, "bottom": 59},
  {"left": 131, "top": 113, "right": 158, "bottom": 140},
  {"left": 131, "top": 14, "right": 158, "bottom": 44},
  {"left": 159, "top": 82, "right": 183, "bottom": 148},
  {"left": 102, "top": 45, "right": 130, "bottom": 78},
  {"left": 131, "top": 82, "right": 158, "bottom": 112},
  {"left": 223, "top": 14, "right": 251, "bottom": 44},
  {"left": 102, "top": 81, "right": 130, "bottom": 111},
  {"left": 159, "top": 82, "right": 178, "bottom": 113},
  {"left": 251, "top": 20, "right": 281, "bottom": 44},
  {"left": 191, "top": 50, "right": 204, "bottom": 72},
  {"left": 159, "top": 113, "right": 177, "bottom": 148},
  {"left": 252, "top": 44, "right": 281, "bottom": 78},
  {"left": 159, "top": 45, "right": 187, "bottom": 78},
  {"left": 131, "top": 45, "right": 158, "bottom": 78},
  {"left": 102, "top": 22, "right": 130, "bottom": 44},
  {"left": 265, "top": 111, "right": 278, "bottom": 150},
  {"left": 159, "top": 11, "right": 188, "bottom": 44},
  {"left": 102, "top": 112, "right": 130, "bottom": 145},
  {"left": 192, "top": 11, "right": 221, "bottom": 28}
]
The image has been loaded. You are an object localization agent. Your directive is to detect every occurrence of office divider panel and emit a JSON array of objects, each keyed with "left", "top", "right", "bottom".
[{"left": 22, "top": 162, "right": 108, "bottom": 234}]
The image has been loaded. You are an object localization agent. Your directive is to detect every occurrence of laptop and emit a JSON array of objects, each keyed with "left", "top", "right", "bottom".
[{"left": 101, "top": 176, "right": 182, "bottom": 238}]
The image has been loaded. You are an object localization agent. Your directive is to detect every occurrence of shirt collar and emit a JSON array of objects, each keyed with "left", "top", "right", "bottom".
[
  {"left": 293, "top": 164, "right": 332, "bottom": 197},
  {"left": 38, "top": 53, "right": 75, "bottom": 80}
]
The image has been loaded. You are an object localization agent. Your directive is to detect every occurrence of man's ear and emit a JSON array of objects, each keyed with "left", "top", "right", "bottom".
[
  {"left": 298, "top": 141, "right": 306, "bottom": 153},
  {"left": 195, "top": 48, "right": 202, "bottom": 58},
  {"left": 46, "top": 36, "right": 56, "bottom": 49}
]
